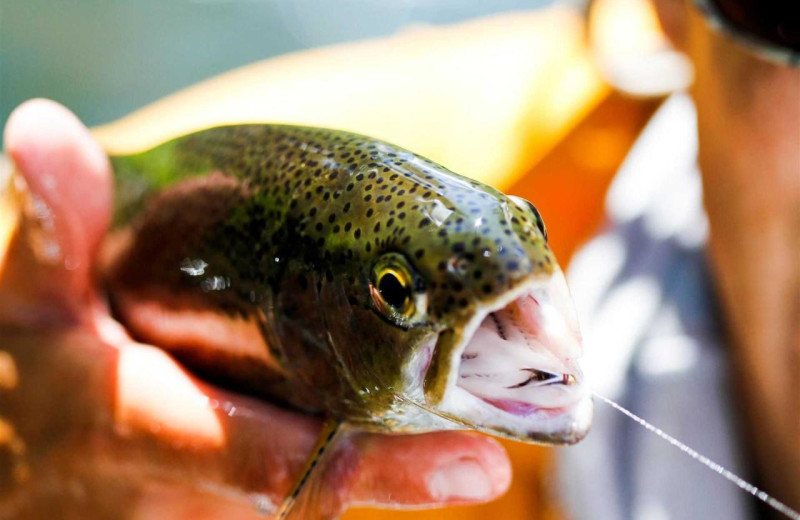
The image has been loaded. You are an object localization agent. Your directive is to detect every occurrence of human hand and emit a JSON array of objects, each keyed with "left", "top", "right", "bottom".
[{"left": 0, "top": 99, "right": 511, "bottom": 519}]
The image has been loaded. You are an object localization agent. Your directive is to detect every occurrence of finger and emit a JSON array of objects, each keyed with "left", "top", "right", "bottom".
[
  {"left": 4, "top": 326, "right": 509, "bottom": 515},
  {"left": 4, "top": 99, "right": 111, "bottom": 252},
  {"left": 112, "top": 338, "right": 510, "bottom": 513},
  {"left": 112, "top": 338, "right": 324, "bottom": 499},
  {"left": 131, "top": 482, "right": 270, "bottom": 520},
  {"left": 1, "top": 99, "right": 112, "bottom": 325},
  {"left": 347, "top": 430, "right": 511, "bottom": 507}
]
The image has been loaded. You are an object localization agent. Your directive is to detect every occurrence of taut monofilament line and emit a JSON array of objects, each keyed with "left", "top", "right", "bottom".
[{"left": 595, "top": 393, "right": 800, "bottom": 520}]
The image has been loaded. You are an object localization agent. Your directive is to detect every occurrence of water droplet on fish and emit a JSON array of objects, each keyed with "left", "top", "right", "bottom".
[
  {"left": 64, "top": 255, "right": 80, "bottom": 271},
  {"left": 201, "top": 276, "right": 230, "bottom": 292},
  {"left": 221, "top": 401, "right": 237, "bottom": 417},
  {"left": 595, "top": 393, "right": 800, "bottom": 520},
  {"left": 180, "top": 258, "right": 208, "bottom": 276},
  {"left": 38, "top": 240, "right": 61, "bottom": 262},
  {"left": 30, "top": 195, "right": 53, "bottom": 226},
  {"left": 251, "top": 493, "right": 274, "bottom": 516}
]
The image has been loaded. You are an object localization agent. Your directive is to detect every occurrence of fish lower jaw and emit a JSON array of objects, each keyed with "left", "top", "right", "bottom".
[
  {"left": 440, "top": 271, "right": 593, "bottom": 444},
  {"left": 438, "top": 383, "right": 593, "bottom": 445},
  {"left": 478, "top": 397, "right": 569, "bottom": 419}
]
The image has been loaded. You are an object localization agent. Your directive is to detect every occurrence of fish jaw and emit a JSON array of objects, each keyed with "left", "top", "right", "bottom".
[{"left": 427, "top": 269, "right": 593, "bottom": 445}]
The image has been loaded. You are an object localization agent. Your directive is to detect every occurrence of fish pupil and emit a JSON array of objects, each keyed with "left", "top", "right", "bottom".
[{"left": 378, "top": 272, "right": 409, "bottom": 310}]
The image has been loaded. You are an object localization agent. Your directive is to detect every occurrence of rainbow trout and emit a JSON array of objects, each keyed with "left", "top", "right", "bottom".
[{"left": 104, "top": 124, "right": 593, "bottom": 517}]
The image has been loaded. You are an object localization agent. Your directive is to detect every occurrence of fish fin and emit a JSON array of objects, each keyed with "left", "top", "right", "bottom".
[{"left": 276, "top": 417, "right": 345, "bottom": 520}]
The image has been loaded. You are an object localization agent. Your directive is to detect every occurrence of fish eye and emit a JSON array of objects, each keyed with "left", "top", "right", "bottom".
[
  {"left": 370, "top": 253, "right": 427, "bottom": 326},
  {"left": 377, "top": 268, "right": 412, "bottom": 314}
]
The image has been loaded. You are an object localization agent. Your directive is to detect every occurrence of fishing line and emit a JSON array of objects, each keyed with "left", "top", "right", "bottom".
[
  {"left": 594, "top": 393, "right": 800, "bottom": 520},
  {"left": 393, "top": 391, "right": 475, "bottom": 430}
]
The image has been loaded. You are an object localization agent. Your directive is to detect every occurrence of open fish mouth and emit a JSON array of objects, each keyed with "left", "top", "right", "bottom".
[{"left": 434, "top": 269, "right": 593, "bottom": 444}]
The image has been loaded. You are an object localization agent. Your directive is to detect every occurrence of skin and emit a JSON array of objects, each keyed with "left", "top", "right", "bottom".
[
  {"left": 0, "top": 99, "right": 512, "bottom": 519},
  {"left": 652, "top": 0, "right": 800, "bottom": 511}
]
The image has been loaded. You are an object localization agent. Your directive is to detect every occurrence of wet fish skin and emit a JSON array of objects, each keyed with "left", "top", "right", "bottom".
[{"left": 106, "top": 124, "right": 557, "bottom": 436}]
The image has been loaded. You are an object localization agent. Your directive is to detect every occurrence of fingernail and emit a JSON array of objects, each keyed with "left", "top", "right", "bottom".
[{"left": 428, "top": 458, "right": 492, "bottom": 501}]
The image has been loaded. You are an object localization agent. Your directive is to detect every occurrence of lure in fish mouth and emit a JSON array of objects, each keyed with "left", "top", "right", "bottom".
[
  {"left": 421, "top": 269, "right": 592, "bottom": 445},
  {"left": 105, "top": 124, "right": 593, "bottom": 449},
  {"left": 373, "top": 190, "right": 592, "bottom": 446}
]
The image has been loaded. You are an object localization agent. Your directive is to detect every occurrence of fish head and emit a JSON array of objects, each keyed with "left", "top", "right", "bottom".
[{"left": 341, "top": 157, "right": 592, "bottom": 445}]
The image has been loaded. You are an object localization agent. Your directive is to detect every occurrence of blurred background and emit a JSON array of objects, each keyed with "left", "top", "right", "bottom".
[{"left": 0, "top": 0, "right": 558, "bottom": 142}]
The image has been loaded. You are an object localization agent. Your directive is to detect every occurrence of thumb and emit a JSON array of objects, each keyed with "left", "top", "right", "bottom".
[{"left": 1, "top": 99, "right": 112, "bottom": 326}]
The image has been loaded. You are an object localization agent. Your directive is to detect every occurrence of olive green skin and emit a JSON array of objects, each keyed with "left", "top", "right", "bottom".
[{"left": 108, "top": 125, "right": 555, "bottom": 431}]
